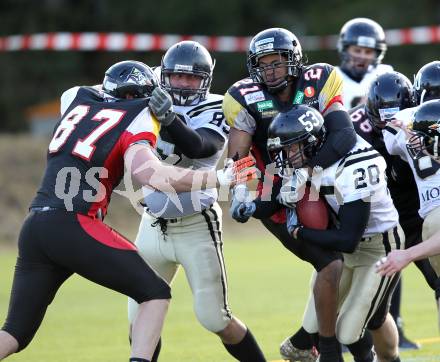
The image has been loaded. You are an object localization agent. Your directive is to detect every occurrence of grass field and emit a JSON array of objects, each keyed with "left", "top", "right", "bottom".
[{"left": 0, "top": 233, "right": 439, "bottom": 362}]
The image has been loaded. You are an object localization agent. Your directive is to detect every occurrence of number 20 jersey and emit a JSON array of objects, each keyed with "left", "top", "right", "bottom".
[
  {"left": 31, "top": 86, "right": 160, "bottom": 218},
  {"left": 317, "top": 135, "right": 398, "bottom": 236},
  {"left": 223, "top": 63, "right": 343, "bottom": 169}
]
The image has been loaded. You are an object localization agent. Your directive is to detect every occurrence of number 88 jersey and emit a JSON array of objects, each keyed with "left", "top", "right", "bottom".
[
  {"left": 31, "top": 86, "right": 160, "bottom": 218},
  {"left": 318, "top": 135, "right": 399, "bottom": 236}
]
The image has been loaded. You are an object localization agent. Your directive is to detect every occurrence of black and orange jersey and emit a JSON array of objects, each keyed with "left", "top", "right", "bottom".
[
  {"left": 223, "top": 63, "right": 342, "bottom": 169},
  {"left": 349, "top": 104, "right": 419, "bottom": 220},
  {"left": 31, "top": 86, "right": 160, "bottom": 218}
]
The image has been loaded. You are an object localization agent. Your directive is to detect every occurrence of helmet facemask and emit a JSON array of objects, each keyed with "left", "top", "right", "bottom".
[
  {"left": 161, "top": 67, "right": 213, "bottom": 106},
  {"left": 406, "top": 131, "right": 439, "bottom": 160},
  {"left": 248, "top": 50, "right": 302, "bottom": 93},
  {"left": 268, "top": 135, "right": 319, "bottom": 177}
]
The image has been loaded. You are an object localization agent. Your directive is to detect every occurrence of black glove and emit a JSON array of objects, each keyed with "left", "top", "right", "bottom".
[{"left": 149, "top": 87, "right": 175, "bottom": 126}]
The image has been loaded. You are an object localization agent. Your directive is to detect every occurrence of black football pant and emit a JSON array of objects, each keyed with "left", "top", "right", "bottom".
[{"left": 1, "top": 209, "right": 171, "bottom": 351}]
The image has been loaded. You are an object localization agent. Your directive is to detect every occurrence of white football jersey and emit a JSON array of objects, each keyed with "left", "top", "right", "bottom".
[
  {"left": 383, "top": 125, "right": 440, "bottom": 219},
  {"left": 312, "top": 135, "right": 398, "bottom": 236},
  {"left": 143, "top": 92, "right": 229, "bottom": 218},
  {"left": 337, "top": 64, "right": 394, "bottom": 109}
]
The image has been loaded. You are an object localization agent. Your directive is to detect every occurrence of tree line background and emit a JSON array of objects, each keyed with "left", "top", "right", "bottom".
[{"left": 0, "top": 0, "right": 439, "bottom": 132}]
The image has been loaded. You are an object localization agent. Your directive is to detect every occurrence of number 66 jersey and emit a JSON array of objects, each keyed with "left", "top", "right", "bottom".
[
  {"left": 316, "top": 135, "right": 399, "bottom": 237},
  {"left": 31, "top": 86, "right": 160, "bottom": 219}
]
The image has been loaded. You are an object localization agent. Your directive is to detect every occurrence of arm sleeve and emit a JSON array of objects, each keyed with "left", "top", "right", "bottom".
[
  {"left": 252, "top": 178, "right": 283, "bottom": 219},
  {"left": 165, "top": 115, "right": 225, "bottom": 158},
  {"left": 308, "top": 110, "right": 357, "bottom": 169},
  {"left": 297, "top": 199, "right": 370, "bottom": 253}
]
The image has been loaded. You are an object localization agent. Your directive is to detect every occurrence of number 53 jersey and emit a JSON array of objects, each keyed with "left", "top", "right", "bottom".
[
  {"left": 31, "top": 86, "right": 160, "bottom": 218},
  {"left": 316, "top": 135, "right": 399, "bottom": 237}
]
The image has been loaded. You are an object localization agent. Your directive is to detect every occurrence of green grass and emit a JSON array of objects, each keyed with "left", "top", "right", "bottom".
[{"left": 1, "top": 235, "right": 439, "bottom": 362}]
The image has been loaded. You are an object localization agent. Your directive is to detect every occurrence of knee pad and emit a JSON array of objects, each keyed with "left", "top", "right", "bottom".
[{"left": 193, "top": 292, "right": 231, "bottom": 332}]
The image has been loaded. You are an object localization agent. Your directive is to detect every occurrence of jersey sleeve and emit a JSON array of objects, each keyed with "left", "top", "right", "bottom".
[
  {"left": 222, "top": 90, "right": 257, "bottom": 134},
  {"left": 315, "top": 64, "right": 344, "bottom": 113},
  {"left": 382, "top": 125, "right": 408, "bottom": 160},
  {"left": 190, "top": 107, "right": 230, "bottom": 140},
  {"left": 335, "top": 148, "right": 387, "bottom": 204},
  {"left": 60, "top": 86, "right": 81, "bottom": 115},
  {"left": 120, "top": 108, "right": 161, "bottom": 154}
]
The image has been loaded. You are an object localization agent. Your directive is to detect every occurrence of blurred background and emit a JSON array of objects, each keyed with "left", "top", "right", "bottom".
[{"left": 0, "top": 0, "right": 439, "bottom": 244}]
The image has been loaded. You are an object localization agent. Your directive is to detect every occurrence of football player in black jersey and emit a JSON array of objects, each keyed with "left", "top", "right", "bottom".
[
  {"left": 223, "top": 28, "right": 357, "bottom": 362},
  {"left": 0, "top": 60, "right": 254, "bottom": 362}
]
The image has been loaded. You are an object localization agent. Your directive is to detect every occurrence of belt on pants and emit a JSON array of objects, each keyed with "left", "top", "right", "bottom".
[{"left": 361, "top": 226, "right": 398, "bottom": 242}]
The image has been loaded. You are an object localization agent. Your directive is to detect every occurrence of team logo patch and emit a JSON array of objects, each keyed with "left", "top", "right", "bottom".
[
  {"left": 293, "top": 91, "right": 304, "bottom": 104},
  {"left": 127, "top": 68, "right": 148, "bottom": 84},
  {"left": 244, "top": 91, "right": 265, "bottom": 105},
  {"left": 257, "top": 100, "right": 274, "bottom": 111},
  {"left": 304, "top": 86, "right": 315, "bottom": 98}
]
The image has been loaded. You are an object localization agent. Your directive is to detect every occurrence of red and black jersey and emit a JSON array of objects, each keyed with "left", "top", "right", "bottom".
[
  {"left": 31, "top": 86, "right": 160, "bottom": 218},
  {"left": 223, "top": 63, "right": 343, "bottom": 170},
  {"left": 349, "top": 104, "right": 419, "bottom": 221}
]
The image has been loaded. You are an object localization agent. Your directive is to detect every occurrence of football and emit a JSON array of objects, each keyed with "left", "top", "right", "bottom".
[{"left": 296, "top": 186, "right": 329, "bottom": 230}]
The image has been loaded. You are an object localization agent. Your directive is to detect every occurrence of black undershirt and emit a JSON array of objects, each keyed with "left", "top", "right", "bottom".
[{"left": 165, "top": 115, "right": 225, "bottom": 158}]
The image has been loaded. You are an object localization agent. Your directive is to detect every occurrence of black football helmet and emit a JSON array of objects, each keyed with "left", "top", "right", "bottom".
[
  {"left": 247, "top": 28, "right": 303, "bottom": 93},
  {"left": 160, "top": 41, "right": 215, "bottom": 106},
  {"left": 366, "top": 71, "right": 415, "bottom": 130},
  {"left": 413, "top": 61, "right": 440, "bottom": 104},
  {"left": 338, "top": 18, "right": 387, "bottom": 79},
  {"left": 267, "top": 105, "right": 326, "bottom": 173},
  {"left": 102, "top": 60, "right": 158, "bottom": 99},
  {"left": 407, "top": 99, "right": 440, "bottom": 160}
]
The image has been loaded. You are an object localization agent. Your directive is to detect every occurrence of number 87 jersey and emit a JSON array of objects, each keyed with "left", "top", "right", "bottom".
[
  {"left": 317, "top": 135, "right": 399, "bottom": 236},
  {"left": 31, "top": 86, "right": 160, "bottom": 219}
]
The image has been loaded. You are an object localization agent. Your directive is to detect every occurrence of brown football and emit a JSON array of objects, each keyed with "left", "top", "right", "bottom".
[{"left": 296, "top": 186, "right": 329, "bottom": 230}]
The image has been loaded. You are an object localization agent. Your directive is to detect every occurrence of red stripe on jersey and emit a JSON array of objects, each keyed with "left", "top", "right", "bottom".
[
  {"left": 77, "top": 214, "right": 136, "bottom": 251},
  {"left": 88, "top": 135, "right": 124, "bottom": 218},
  {"left": 119, "top": 130, "right": 157, "bottom": 155},
  {"left": 322, "top": 95, "right": 343, "bottom": 114}
]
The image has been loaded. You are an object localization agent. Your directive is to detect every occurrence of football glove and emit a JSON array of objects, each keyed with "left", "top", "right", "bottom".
[
  {"left": 278, "top": 167, "right": 308, "bottom": 208},
  {"left": 229, "top": 184, "right": 256, "bottom": 223},
  {"left": 216, "top": 156, "right": 257, "bottom": 188},
  {"left": 149, "top": 87, "right": 175, "bottom": 126}
]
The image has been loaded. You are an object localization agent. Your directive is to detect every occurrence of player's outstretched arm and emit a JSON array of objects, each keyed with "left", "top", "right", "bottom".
[
  {"left": 124, "top": 143, "right": 256, "bottom": 193},
  {"left": 377, "top": 229, "right": 440, "bottom": 276}
]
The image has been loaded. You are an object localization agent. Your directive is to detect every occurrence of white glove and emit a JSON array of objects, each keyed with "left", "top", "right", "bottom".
[
  {"left": 149, "top": 87, "right": 175, "bottom": 126},
  {"left": 277, "top": 167, "right": 308, "bottom": 207},
  {"left": 216, "top": 156, "right": 256, "bottom": 188}
]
